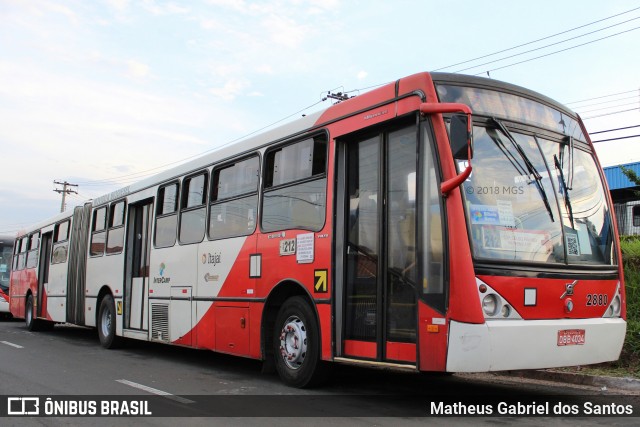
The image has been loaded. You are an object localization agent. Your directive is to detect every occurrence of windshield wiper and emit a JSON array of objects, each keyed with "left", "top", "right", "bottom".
[
  {"left": 554, "top": 153, "right": 575, "bottom": 229},
  {"left": 490, "top": 118, "right": 554, "bottom": 222}
]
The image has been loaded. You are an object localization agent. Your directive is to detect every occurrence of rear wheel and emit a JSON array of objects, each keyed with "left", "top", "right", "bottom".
[
  {"left": 273, "top": 296, "right": 327, "bottom": 388},
  {"left": 98, "top": 295, "right": 121, "bottom": 349},
  {"left": 25, "top": 295, "right": 38, "bottom": 331}
]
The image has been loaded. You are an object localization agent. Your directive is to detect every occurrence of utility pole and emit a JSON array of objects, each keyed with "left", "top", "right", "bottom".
[{"left": 53, "top": 180, "right": 78, "bottom": 213}]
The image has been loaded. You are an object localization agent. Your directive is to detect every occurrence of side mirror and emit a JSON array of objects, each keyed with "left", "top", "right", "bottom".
[
  {"left": 420, "top": 102, "right": 473, "bottom": 196},
  {"left": 450, "top": 114, "right": 473, "bottom": 160}
]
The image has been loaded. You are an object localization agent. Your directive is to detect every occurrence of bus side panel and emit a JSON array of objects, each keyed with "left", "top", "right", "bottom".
[
  {"left": 9, "top": 268, "right": 27, "bottom": 318},
  {"left": 317, "top": 302, "right": 332, "bottom": 361},
  {"left": 418, "top": 301, "right": 448, "bottom": 371}
]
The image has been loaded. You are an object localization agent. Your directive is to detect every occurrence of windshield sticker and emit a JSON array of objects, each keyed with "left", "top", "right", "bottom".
[
  {"left": 482, "top": 227, "right": 551, "bottom": 254},
  {"left": 496, "top": 200, "right": 515, "bottom": 227},
  {"left": 470, "top": 205, "right": 500, "bottom": 225},
  {"left": 566, "top": 232, "right": 580, "bottom": 256},
  {"left": 576, "top": 222, "right": 593, "bottom": 255}
]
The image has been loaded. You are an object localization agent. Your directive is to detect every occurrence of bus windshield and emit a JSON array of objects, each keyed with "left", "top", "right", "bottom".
[
  {"left": 0, "top": 241, "right": 12, "bottom": 292},
  {"left": 437, "top": 84, "right": 615, "bottom": 266}
]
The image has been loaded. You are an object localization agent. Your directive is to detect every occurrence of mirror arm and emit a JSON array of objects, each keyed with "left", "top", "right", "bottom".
[{"left": 420, "top": 103, "right": 473, "bottom": 196}]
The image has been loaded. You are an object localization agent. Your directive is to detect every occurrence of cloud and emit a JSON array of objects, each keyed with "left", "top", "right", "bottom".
[
  {"left": 209, "top": 78, "right": 251, "bottom": 101},
  {"left": 127, "top": 59, "right": 150, "bottom": 78}
]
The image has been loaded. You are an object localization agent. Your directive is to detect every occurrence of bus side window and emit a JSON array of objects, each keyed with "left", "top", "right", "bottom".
[
  {"left": 52, "top": 220, "right": 70, "bottom": 264},
  {"left": 155, "top": 182, "right": 180, "bottom": 248},
  {"left": 90, "top": 207, "right": 107, "bottom": 257},
  {"left": 179, "top": 172, "right": 207, "bottom": 245},
  {"left": 25, "top": 231, "right": 40, "bottom": 269},
  {"left": 106, "top": 200, "right": 126, "bottom": 255},
  {"left": 209, "top": 156, "right": 259, "bottom": 240},
  {"left": 262, "top": 136, "right": 327, "bottom": 232},
  {"left": 14, "top": 237, "right": 24, "bottom": 271}
]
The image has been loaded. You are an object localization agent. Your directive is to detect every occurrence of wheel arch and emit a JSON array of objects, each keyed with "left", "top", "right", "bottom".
[
  {"left": 261, "top": 279, "right": 320, "bottom": 362},
  {"left": 95, "top": 285, "right": 115, "bottom": 327}
]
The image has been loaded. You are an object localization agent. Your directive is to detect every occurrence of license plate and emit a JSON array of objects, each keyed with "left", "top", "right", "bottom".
[{"left": 557, "top": 329, "right": 585, "bottom": 346}]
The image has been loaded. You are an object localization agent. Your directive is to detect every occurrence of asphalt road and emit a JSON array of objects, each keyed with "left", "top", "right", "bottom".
[{"left": 0, "top": 318, "right": 638, "bottom": 426}]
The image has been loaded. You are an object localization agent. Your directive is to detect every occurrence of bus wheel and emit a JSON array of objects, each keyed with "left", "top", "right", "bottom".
[
  {"left": 273, "top": 296, "right": 326, "bottom": 388},
  {"left": 25, "top": 295, "right": 39, "bottom": 332},
  {"left": 98, "top": 295, "right": 121, "bottom": 349}
]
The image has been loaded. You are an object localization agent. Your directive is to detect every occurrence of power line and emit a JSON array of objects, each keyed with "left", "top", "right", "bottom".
[
  {"left": 474, "top": 25, "right": 640, "bottom": 76},
  {"left": 63, "top": 9, "right": 640, "bottom": 189},
  {"left": 566, "top": 89, "right": 639, "bottom": 105},
  {"left": 569, "top": 95, "right": 639, "bottom": 109},
  {"left": 433, "top": 6, "right": 640, "bottom": 71},
  {"left": 455, "top": 16, "right": 640, "bottom": 73},
  {"left": 575, "top": 101, "right": 640, "bottom": 114},
  {"left": 590, "top": 124, "right": 640, "bottom": 135},
  {"left": 582, "top": 108, "right": 639, "bottom": 120},
  {"left": 72, "top": 99, "right": 327, "bottom": 187},
  {"left": 592, "top": 134, "right": 640, "bottom": 143}
]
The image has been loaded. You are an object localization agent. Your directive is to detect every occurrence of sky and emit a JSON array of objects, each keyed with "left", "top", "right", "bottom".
[{"left": 0, "top": 0, "right": 639, "bottom": 234}]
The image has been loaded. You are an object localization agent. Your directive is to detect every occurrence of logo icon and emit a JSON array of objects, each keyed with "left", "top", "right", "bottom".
[
  {"left": 7, "top": 397, "right": 40, "bottom": 415},
  {"left": 560, "top": 280, "right": 578, "bottom": 299},
  {"left": 159, "top": 262, "right": 166, "bottom": 276}
]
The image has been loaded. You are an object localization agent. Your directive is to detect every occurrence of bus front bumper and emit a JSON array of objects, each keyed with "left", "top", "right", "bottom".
[{"left": 446, "top": 318, "right": 626, "bottom": 372}]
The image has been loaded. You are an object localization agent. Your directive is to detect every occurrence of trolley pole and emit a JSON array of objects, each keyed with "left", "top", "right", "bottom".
[{"left": 53, "top": 180, "right": 78, "bottom": 213}]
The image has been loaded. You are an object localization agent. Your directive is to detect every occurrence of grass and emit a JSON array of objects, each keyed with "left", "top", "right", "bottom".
[{"left": 562, "top": 236, "right": 640, "bottom": 378}]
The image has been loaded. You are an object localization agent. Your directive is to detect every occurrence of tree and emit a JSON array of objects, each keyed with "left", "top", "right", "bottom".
[{"left": 621, "top": 166, "right": 640, "bottom": 198}]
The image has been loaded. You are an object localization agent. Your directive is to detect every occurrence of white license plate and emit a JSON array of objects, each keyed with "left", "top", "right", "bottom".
[{"left": 557, "top": 329, "right": 585, "bottom": 346}]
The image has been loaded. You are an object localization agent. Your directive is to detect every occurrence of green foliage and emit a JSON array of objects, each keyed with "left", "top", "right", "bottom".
[
  {"left": 620, "top": 166, "right": 640, "bottom": 198},
  {"left": 620, "top": 166, "right": 640, "bottom": 185},
  {"left": 616, "top": 238, "right": 640, "bottom": 373}
]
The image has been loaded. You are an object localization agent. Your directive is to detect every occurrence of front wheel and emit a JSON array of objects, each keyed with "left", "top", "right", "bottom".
[
  {"left": 98, "top": 295, "right": 121, "bottom": 349},
  {"left": 273, "top": 296, "right": 327, "bottom": 388}
]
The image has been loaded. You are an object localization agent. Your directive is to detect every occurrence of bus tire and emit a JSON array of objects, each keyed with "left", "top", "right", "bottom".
[
  {"left": 25, "top": 295, "right": 39, "bottom": 332},
  {"left": 98, "top": 295, "right": 121, "bottom": 349},
  {"left": 273, "top": 296, "right": 327, "bottom": 388}
]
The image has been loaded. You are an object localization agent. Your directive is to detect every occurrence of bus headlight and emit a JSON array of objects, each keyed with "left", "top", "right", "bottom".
[
  {"left": 482, "top": 294, "right": 498, "bottom": 317},
  {"left": 610, "top": 295, "right": 621, "bottom": 317},
  {"left": 602, "top": 284, "right": 622, "bottom": 318},
  {"left": 501, "top": 304, "right": 511, "bottom": 318},
  {"left": 475, "top": 278, "right": 522, "bottom": 320}
]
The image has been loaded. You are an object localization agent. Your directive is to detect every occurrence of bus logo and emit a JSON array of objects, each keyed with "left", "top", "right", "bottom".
[{"left": 560, "top": 280, "right": 578, "bottom": 299}]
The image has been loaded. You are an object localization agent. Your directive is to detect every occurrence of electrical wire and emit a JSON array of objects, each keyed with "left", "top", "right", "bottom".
[
  {"left": 593, "top": 134, "right": 640, "bottom": 143},
  {"left": 455, "top": 16, "right": 640, "bottom": 73},
  {"left": 590, "top": 124, "right": 640, "bottom": 135},
  {"left": 575, "top": 101, "right": 640, "bottom": 114},
  {"left": 474, "top": 25, "right": 640, "bottom": 76},
  {"left": 433, "top": 6, "right": 640, "bottom": 71},
  {"left": 71, "top": 99, "right": 326, "bottom": 187},
  {"left": 582, "top": 108, "right": 639, "bottom": 120},
  {"left": 565, "top": 89, "right": 640, "bottom": 105}
]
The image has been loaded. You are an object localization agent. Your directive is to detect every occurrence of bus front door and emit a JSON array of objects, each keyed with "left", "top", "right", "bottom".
[{"left": 339, "top": 124, "right": 418, "bottom": 364}]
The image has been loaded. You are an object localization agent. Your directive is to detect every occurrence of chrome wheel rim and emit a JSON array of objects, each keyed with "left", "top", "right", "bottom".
[
  {"left": 100, "top": 306, "right": 112, "bottom": 338},
  {"left": 26, "top": 299, "right": 32, "bottom": 325},
  {"left": 279, "top": 315, "right": 308, "bottom": 370}
]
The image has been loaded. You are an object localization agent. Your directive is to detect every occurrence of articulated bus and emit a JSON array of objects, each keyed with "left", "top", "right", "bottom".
[{"left": 10, "top": 72, "right": 625, "bottom": 387}]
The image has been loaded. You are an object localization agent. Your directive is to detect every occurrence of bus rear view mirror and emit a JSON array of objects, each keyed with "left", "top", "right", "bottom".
[
  {"left": 420, "top": 102, "right": 473, "bottom": 196},
  {"left": 450, "top": 114, "right": 473, "bottom": 160}
]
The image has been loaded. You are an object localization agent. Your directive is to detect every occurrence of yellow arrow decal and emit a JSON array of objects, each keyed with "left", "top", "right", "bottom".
[{"left": 314, "top": 269, "right": 328, "bottom": 293}]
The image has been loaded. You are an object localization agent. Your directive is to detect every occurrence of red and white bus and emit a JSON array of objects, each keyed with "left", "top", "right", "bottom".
[{"left": 10, "top": 72, "right": 625, "bottom": 387}]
